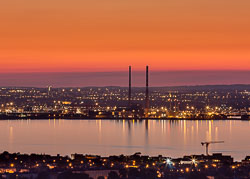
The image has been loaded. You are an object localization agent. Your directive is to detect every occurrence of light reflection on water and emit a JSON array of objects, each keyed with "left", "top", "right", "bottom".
[{"left": 0, "top": 120, "right": 249, "bottom": 161}]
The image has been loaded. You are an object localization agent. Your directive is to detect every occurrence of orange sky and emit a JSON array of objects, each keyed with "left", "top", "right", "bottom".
[{"left": 0, "top": 0, "right": 250, "bottom": 72}]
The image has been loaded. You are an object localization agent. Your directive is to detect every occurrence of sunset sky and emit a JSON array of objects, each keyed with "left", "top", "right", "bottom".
[{"left": 0, "top": 0, "right": 250, "bottom": 73}]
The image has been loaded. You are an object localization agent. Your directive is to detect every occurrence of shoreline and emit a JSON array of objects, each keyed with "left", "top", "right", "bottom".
[
  {"left": 0, "top": 151, "right": 249, "bottom": 163},
  {"left": 0, "top": 117, "right": 249, "bottom": 121}
]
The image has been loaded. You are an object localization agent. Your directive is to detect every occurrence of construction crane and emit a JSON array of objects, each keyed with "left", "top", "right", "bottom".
[{"left": 201, "top": 141, "right": 224, "bottom": 156}]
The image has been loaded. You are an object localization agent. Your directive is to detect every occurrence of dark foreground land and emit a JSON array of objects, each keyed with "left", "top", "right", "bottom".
[{"left": 0, "top": 151, "right": 249, "bottom": 179}]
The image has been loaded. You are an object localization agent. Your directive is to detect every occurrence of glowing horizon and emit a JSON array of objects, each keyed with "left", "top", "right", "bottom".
[
  {"left": 0, "top": 71, "right": 249, "bottom": 87},
  {"left": 0, "top": 0, "right": 250, "bottom": 72}
]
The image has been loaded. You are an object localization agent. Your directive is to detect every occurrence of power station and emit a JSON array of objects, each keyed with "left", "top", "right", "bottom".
[
  {"left": 128, "top": 66, "right": 149, "bottom": 118},
  {"left": 128, "top": 66, "right": 131, "bottom": 107},
  {"left": 145, "top": 66, "right": 149, "bottom": 118}
]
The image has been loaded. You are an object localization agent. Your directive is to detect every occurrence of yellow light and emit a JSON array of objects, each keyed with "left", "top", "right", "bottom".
[
  {"left": 81, "top": 161, "right": 84, "bottom": 164},
  {"left": 205, "top": 165, "right": 208, "bottom": 168},
  {"left": 232, "top": 166, "right": 235, "bottom": 169},
  {"left": 69, "top": 163, "right": 72, "bottom": 167},
  {"left": 185, "top": 168, "right": 189, "bottom": 172},
  {"left": 10, "top": 163, "right": 14, "bottom": 167},
  {"left": 62, "top": 101, "right": 72, "bottom": 105},
  {"left": 7, "top": 170, "right": 15, "bottom": 174},
  {"left": 157, "top": 171, "right": 161, "bottom": 178},
  {"left": 47, "top": 164, "right": 55, "bottom": 169}
]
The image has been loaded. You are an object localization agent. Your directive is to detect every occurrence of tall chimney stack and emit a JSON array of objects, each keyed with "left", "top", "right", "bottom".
[
  {"left": 145, "top": 66, "right": 149, "bottom": 118},
  {"left": 128, "top": 66, "right": 132, "bottom": 107}
]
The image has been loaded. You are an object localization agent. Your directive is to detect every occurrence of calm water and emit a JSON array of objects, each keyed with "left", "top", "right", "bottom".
[{"left": 0, "top": 120, "right": 250, "bottom": 161}]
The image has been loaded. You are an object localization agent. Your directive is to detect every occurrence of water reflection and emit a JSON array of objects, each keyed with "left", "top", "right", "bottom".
[
  {"left": 9, "top": 126, "right": 13, "bottom": 151},
  {"left": 0, "top": 119, "right": 249, "bottom": 161}
]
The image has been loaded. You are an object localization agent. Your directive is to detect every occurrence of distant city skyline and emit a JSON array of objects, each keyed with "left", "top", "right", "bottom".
[{"left": 0, "top": 70, "right": 249, "bottom": 87}]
